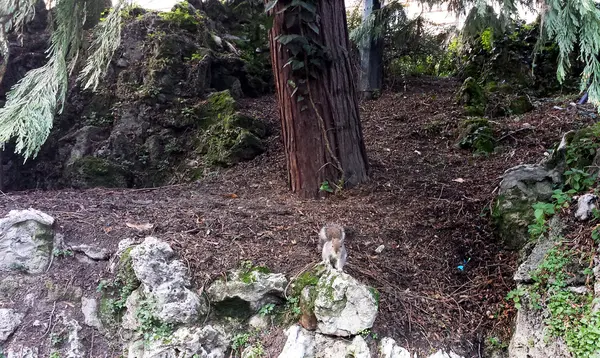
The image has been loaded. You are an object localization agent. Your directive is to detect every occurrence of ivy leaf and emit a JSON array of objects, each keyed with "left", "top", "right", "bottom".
[
  {"left": 276, "top": 34, "right": 307, "bottom": 46},
  {"left": 285, "top": 14, "right": 299, "bottom": 28},
  {"left": 307, "top": 21, "right": 319, "bottom": 34},
  {"left": 290, "top": 0, "right": 316, "bottom": 14},
  {"left": 291, "top": 60, "right": 305, "bottom": 70},
  {"left": 264, "top": 0, "right": 278, "bottom": 12}
]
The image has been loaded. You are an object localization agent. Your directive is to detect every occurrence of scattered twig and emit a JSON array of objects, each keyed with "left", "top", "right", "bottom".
[{"left": 41, "top": 302, "right": 57, "bottom": 338}]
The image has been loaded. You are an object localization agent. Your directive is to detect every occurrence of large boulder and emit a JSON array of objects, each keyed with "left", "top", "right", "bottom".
[
  {"left": 0, "top": 209, "right": 54, "bottom": 274},
  {"left": 313, "top": 269, "right": 378, "bottom": 337},
  {"left": 128, "top": 237, "right": 207, "bottom": 325},
  {"left": 126, "top": 325, "right": 229, "bottom": 358}
]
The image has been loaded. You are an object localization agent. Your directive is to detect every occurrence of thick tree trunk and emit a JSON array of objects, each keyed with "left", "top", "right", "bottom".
[
  {"left": 359, "top": 0, "right": 383, "bottom": 99},
  {"left": 268, "top": 0, "right": 369, "bottom": 198}
]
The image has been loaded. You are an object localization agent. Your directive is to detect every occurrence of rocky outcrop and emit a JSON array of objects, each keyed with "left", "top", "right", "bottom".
[
  {"left": 128, "top": 237, "right": 207, "bottom": 325},
  {"left": 1, "top": 4, "right": 271, "bottom": 191},
  {"left": 0, "top": 209, "right": 54, "bottom": 274}
]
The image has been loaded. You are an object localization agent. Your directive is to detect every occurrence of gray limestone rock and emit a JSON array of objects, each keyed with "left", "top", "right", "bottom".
[
  {"left": 0, "top": 209, "right": 54, "bottom": 274},
  {"left": 6, "top": 346, "right": 38, "bottom": 358},
  {"left": 71, "top": 244, "right": 111, "bottom": 260},
  {"left": 278, "top": 325, "right": 315, "bottom": 358},
  {"left": 130, "top": 237, "right": 207, "bottom": 325},
  {"left": 508, "top": 292, "right": 571, "bottom": 358},
  {"left": 81, "top": 297, "right": 103, "bottom": 330},
  {"left": 575, "top": 194, "right": 598, "bottom": 221},
  {"left": 277, "top": 325, "right": 370, "bottom": 358},
  {"left": 313, "top": 269, "right": 378, "bottom": 337},
  {"left": 0, "top": 308, "right": 24, "bottom": 343},
  {"left": 126, "top": 325, "right": 229, "bottom": 358},
  {"left": 379, "top": 337, "right": 411, "bottom": 358}
]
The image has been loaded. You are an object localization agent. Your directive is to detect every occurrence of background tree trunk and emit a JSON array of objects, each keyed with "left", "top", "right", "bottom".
[
  {"left": 359, "top": 0, "right": 383, "bottom": 99},
  {"left": 268, "top": 0, "right": 369, "bottom": 198}
]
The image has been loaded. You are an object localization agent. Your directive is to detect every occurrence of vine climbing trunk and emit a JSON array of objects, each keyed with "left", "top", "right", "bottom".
[{"left": 267, "top": 0, "right": 369, "bottom": 198}]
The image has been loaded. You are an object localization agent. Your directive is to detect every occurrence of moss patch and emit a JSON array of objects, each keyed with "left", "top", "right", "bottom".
[
  {"left": 198, "top": 91, "right": 267, "bottom": 166},
  {"left": 509, "top": 95, "right": 534, "bottom": 115},
  {"left": 457, "top": 118, "right": 495, "bottom": 154},
  {"left": 68, "top": 157, "right": 131, "bottom": 188},
  {"left": 456, "top": 77, "right": 486, "bottom": 116},
  {"left": 98, "top": 247, "right": 141, "bottom": 330}
]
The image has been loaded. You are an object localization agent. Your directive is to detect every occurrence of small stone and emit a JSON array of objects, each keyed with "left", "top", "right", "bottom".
[
  {"left": 64, "top": 318, "right": 85, "bottom": 358},
  {"left": 116, "top": 58, "right": 129, "bottom": 67},
  {"left": 569, "top": 286, "right": 589, "bottom": 295},
  {"left": 375, "top": 245, "right": 385, "bottom": 254},
  {"left": 0, "top": 308, "right": 24, "bottom": 343},
  {"left": 379, "top": 337, "right": 411, "bottom": 358},
  {"left": 81, "top": 297, "right": 103, "bottom": 330},
  {"left": 575, "top": 194, "right": 598, "bottom": 221},
  {"left": 71, "top": 244, "right": 111, "bottom": 260},
  {"left": 248, "top": 314, "right": 269, "bottom": 330}
]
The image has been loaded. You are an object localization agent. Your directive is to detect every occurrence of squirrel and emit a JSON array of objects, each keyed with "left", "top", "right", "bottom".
[{"left": 319, "top": 223, "right": 347, "bottom": 271}]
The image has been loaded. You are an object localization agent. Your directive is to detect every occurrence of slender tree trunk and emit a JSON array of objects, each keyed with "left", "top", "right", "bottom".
[
  {"left": 359, "top": 0, "right": 383, "bottom": 99},
  {"left": 268, "top": 0, "right": 369, "bottom": 198}
]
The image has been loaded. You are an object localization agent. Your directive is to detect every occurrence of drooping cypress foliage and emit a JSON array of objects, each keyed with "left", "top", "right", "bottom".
[{"left": 0, "top": 0, "right": 123, "bottom": 160}]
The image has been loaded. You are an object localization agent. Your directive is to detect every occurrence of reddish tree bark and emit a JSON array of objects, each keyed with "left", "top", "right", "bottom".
[{"left": 268, "top": 0, "right": 369, "bottom": 198}]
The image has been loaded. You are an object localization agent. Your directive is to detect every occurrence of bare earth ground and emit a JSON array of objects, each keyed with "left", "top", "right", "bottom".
[{"left": 0, "top": 77, "right": 596, "bottom": 357}]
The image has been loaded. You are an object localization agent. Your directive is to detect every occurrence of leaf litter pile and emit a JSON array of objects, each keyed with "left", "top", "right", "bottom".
[{"left": 1, "top": 78, "right": 596, "bottom": 356}]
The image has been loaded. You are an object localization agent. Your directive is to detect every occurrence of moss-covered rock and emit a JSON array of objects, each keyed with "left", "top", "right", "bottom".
[
  {"left": 456, "top": 77, "right": 486, "bottom": 116},
  {"left": 68, "top": 157, "right": 131, "bottom": 188},
  {"left": 457, "top": 118, "right": 495, "bottom": 154},
  {"left": 198, "top": 90, "right": 267, "bottom": 166},
  {"left": 509, "top": 95, "right": 534, "bottom": 115},
  {"left": 204, "top": 90, "right": 236, "bottom": 119}
]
